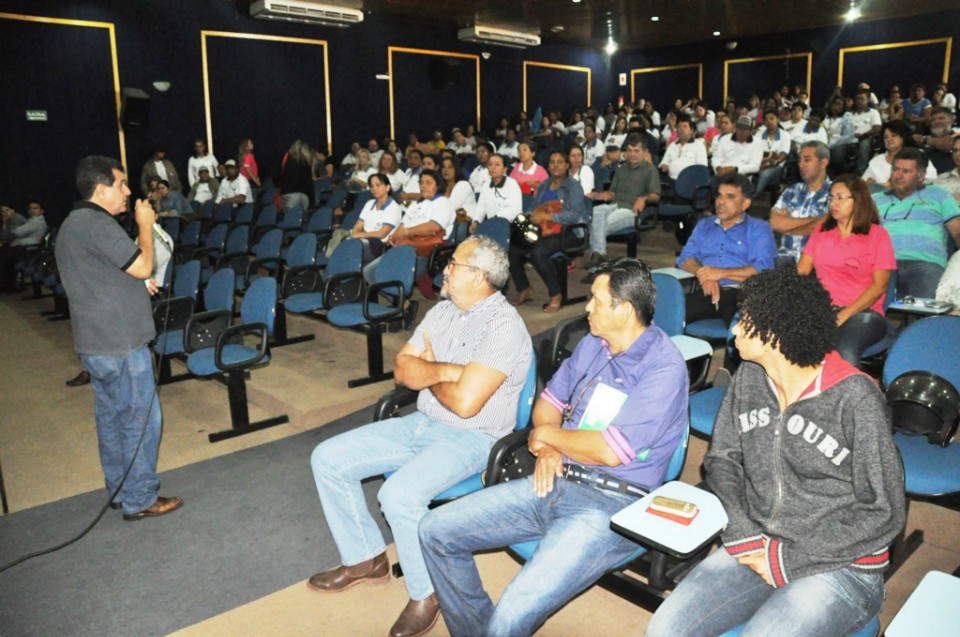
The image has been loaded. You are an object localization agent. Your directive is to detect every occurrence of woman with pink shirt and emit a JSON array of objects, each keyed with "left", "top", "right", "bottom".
[
  {"left": 238, "top": 138, "right": 261, "bottom": 188},
  {"left": 508, "top": 141, "right": 548, "bottom": 196},
  {"left": 798, "top": 174, "right": 896, "bottom": 365}
]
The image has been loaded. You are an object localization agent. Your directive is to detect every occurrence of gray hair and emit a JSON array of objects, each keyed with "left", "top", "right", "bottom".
[
  {"left": 464, "top": 234, "right": 510, "bottom": 291},
  {"left": 800, "top": 140, "right": 830, "bottom": 161}
]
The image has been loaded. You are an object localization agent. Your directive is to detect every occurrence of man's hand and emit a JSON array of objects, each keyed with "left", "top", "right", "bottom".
[
  {"left": 421, "top": 333, "right": 436, "bottom": 362},
  {"left": 531, "top": 209, "right": 553, "bottom": 224},
  {"left": 532, "top": 445, "right": 564, "bottom": 498},
  {"left": 715, "top": 166, "right": 736, "bottom": 176},
  {"left": 696, "top": 266, "right": 723, "bottom": 286},
  {"left": 660, "top": 164, "right": 669, "bottom": 174},
  {"left": 632, "top": 196, "right": 647, "bottom": 214},
  {"left": 701, "top": 279, "right": 721, "bottom": 304},
  {"left": 134, "top": 199, "right": 154, "bottom": 228},
  {"left": 736, "top": 552, "right": 774, "bottom": 586},
  {"left": 146, "top": 278, "right": 159, "bottom": 295}
]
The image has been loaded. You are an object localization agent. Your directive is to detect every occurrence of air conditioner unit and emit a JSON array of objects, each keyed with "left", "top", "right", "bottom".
[
  {"left": 458, "top": 25, "right": 541, "bottom": 49},
  {"left": 250, "top": 0, "right": 363, "bottom": 27}
]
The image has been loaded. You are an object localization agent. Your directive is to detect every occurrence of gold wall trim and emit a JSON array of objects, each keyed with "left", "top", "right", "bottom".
[
  {"left": 522, "top": 60, "right": 592, "bottom": 112},
  {"left": 838, "top": 37, "right": 952, "bottom": 86},
  {"left": 630, "top": 63, "right": 703, "bottom": 104},
  {"left": 0, "top": 12, "right": 126, "bottom": 169},
  {"left": 723, "top": 52, "right": 813, "bottom": 104},
  {"left": 201, "top": 30, "right": 333, "bottom": 156},
  {"left": 388, "top": 47, "right": 481, "bottom": 140}
]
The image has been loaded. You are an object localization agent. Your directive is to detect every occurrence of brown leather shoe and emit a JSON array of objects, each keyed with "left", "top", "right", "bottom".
[
  {"left": 123, "top": 496, "right": 184, "bottom": 521},
  {"left": 389, "top": 594, "right": 441, "bottom": 637},
  {"left": 306, "top": 552, "right": 389, "bottom": 593},
  {"left": 66, "top": 370, "right": 90, "bottom": 387}
]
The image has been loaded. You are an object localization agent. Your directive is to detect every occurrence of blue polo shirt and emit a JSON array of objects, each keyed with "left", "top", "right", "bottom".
[
  {"left": 677, "top": 214, "right": 777, "bottom": 286},
  {"left": 540, "top": 327, "right": 688, "bottom": 489}
]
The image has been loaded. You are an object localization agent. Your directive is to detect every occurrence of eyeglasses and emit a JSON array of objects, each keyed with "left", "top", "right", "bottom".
[
  {"left": 445, "top": 259, "right": 483, "bottom": 273},
  {"left": 825, "top": 194, "right": 854, "bottom": 203}
]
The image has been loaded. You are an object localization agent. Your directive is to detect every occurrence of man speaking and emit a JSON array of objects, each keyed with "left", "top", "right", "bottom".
[{"left": 56, "top": 156, "right": 182, "bottom": 521}]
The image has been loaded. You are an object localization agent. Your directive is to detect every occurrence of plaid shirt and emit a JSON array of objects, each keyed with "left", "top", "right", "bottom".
[{"left": 774, "top": 179, "right": 832, "bottom": 257}]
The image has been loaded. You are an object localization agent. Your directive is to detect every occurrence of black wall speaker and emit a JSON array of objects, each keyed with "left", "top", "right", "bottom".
[
  {"left": 428, "top": 57, "right": 461, "bottom": 90},
  {"left": 120, "top": 88, "right": 151, "bottom": 127}
]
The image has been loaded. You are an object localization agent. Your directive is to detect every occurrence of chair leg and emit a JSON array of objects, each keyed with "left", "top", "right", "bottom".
[
  {"left": 347, "top": 324, "right": 395, "bottom": 388},
  {"left": 0, "top": 451, "right": 9, "bottom": 514},
  {"left": 207, "top": 369, "right": 289, "bottom": 442},
  {"left": 553, "top": 259, "right": 586, "bottom": 307},
  {"left": 155, "top": 353, "right": 193, "bottom": 385},
  {"left": 271, "top": 301, "right": 315, "bottom": 348},
  {"left": 627, "top": 235, "right": 638, "bottom": 258}
]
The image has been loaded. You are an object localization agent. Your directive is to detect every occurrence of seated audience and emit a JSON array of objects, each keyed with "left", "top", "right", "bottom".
[
  {"left": 214, "top": 159, "right": 253, "bottom": 205},
  {"left": 187, "top": 139, "right": 218, "bottom": 187},
  {"left": 509, "top": 150, "right": 589, "bottom": 312},
  {"left": 754, "top": 109, "right": 792, "bottom": 196},
  {"left": 646, "top": 267, "right": 905, "bottom": 637},
  {"left": 568, "top": 145, "right": 595, "bottom": 197},
  {"left": 152, "top": 180, "right": 190, "bottom": 217},
  {"left": 914, "top": 106, "right": 959, "bottom": 174},
  {"left": 712, "top": 116, "right": 764, "bottom": 182},
  {"left": 388, "top": 169, "right": 455, "bottom": 246},
  {"left": 850, "top": 89, "right": 883, "bottom": 174},
  {"left": 420, "top": 258, "right": 687, "bottom": 637},
  {"left": 440, "top": 156, "right": 476, "bottom": 222},
  {"left": 446, "top": 128, "right": 474, "bottom": 157},
  {"left": 313, "top": 148, "right": 335, "bottom": 180},
  {"left": 0, "top": 200, "right": 46, "bottom": 292},
  {"left": 903, "top": 83, "right": 932, "bottom": 129},
  {"left": 678, "top": 173, "right": 777, "bottom": 330},
  {"left": 658, "top": 115, "right": 708, "bottom": 181},
  {"left": 879, "top": 86, "right": 904, "bottom": 123},
  {"left": 824, "top": 97, "right": 856, "bottom": 174},
  {"left": 789, "top": 108, "right": 828, "bottom": 152},
  {"left": 933, "top": 136, "right": 960, "bottom": 204},
  {"left": 140, "top": 146, "right": 182, "bottom": 197},
  {"left": 471, "top": 154, "right": 522, "bottom": 228},
  {"left": 186, "top": 167, "right": 219, "bottom": 205},
  {"left": 769, "top": 141, "right": 832, "bottom": 262},
  {"left": 604, "top": 116, "right": 629, "bottom": 149},
  {"left": 326, "top": 172, "right": 401, "bottom": 259},
  {"left": 935, "top": 82, "right": 957, "bottom": 112},
  {"left": 399, "top": 149, "right": 425, "bottom": 204},
  {"left": 874, "top": 147, "right": 960, "bottom": 297},
  {"left": 581, "top": 124, "right": 605, "bottom": 167},
  {"left": 239, "top": 138, "right": 261, "bottom": 188},
  {"left": 307, "top": 235, "right": 532, "bottom": 637},
  {"left": 863, "top": 120, "right": 938, "bottom": 188},
  {"left": 378, "top": 151, "right": 406, "bottom": 193},
  {"left": 780, "top": 102, "right": 807, "bottom": 137},
  {"left": 469, "top": 143, "right": 494, "bottom": 193},
  {"left": 509, "top": 141, "right": 548, "bottom": 196},
  {"left": 498, "top": 128, "right": 520, "bottom": 161},
  {"left": 341, "top": 141, "right": 361, "bottom": 171},
  {"left": 346, "top": 149, "right": 375, "bottom": 190},
  {"left": 367, "top": 138, "right": 384, "bottom": 168},
  {"left": 799, "top": 174, "right": 895, "bottom": 365},
  {"left": 588, "top": 133, "right": 661, "bottom": 264}
]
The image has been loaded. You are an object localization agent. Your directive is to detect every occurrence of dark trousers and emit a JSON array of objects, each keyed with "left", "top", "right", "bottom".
[
  {"left": 835, "top": 310, "right": 888, "bottom": 366},
  {"left": 685, "top": 285, "right": 740, "bottom": 329},
  {"left": 509, "top": 234, "right": 566, "bottom": 297}
]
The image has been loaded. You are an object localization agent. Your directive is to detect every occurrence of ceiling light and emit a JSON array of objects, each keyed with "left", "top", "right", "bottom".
[
  {"left": 651, "top": 16, "right": 659, "bottom": 22},
  {"left": 845, "top": 7, "right": 861, "bottom": 21},
  {"left": 713, "top": 31, "right": 720, "bottom": 36},
  {"left": 572, "top": 0, "right": 581, "bottom": 3},
  {"left": 604, "top": 39, "right": 617, "bottom": 55},
  {"left": 550, "top": 25, "right": 564, "bottom": 33}
]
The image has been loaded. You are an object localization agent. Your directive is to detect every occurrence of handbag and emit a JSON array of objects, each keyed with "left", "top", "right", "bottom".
[{"left": 393, "top": 228, "right": 446, "bottom": 257}]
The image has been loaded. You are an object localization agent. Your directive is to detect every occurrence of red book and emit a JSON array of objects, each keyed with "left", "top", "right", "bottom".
[{"left": 646, "top": 505, "right": 699, "bottom": 526}]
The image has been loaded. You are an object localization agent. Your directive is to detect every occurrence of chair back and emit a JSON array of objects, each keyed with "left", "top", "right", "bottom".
[
  {"left": 160, "top": 217, "right": 180, "bottom": 242},
  {"left": 224, "top": 225, "right": 250, "bottom": 254},
  {"left": 214, "top": 202, "right": 234, "bottom": 224},
  {"left": 279, "top": 206, "right": 304, "bottom": 230},
  {"left": 242, "top": 277, "right": 277, "bottom": 336},
  {"left": 352, "top": 190, "right": 374, "bottom": 212},
  {"left": 883, "top": 316, "right": 960, "bottom": 389},
  {"left": 341, "top": 208, "right": 362, "bottom": 229},
  {"left": 180, "top": 221, "right": 202, "bottom": 246},
  {"left": 664, "top": 425, "right": 690, "bottom": 483},
  {"left": 325, "top": 189, "right": 348, "bottom": 209},
  {"left": 203, "top": 223, "right": 228, "bottom": 250},
  {"left": 653, "top": 273, "right": 685, "bottom": 337},
  {"left": 328, "top": 239, "right": 363, "bottom": 277},
  {"left": 537, "top": 315, "right": 591, "bottom": 386},
  {"left": 173, "top": 260, "right": 201, "bottom": 300},
  {"left": 256, "top": 204, "right": 278, "bottom": 228},
  {"left": 253, "top": 229, "right": 284, "bottom": 260},
  {"left": 883, "top": 270, "right": 898, "bottom": 312},
  {"left": 474, "top": 217, "right": 511, "bottom": 250},
  {"left": 286, "top": 232, "right": 318, "bottom": 268},
  {"left": 673, "top": 165, "right": 710, "bottom": 200},
  {"left": 197, "top": 200, "right": 215, "bottom": 220},
  {"left": 204, "top": 268, "right": 236, "bottom": 312},
  {"left": 515, "top": 353, "right": 538, "bottom": 430},
  {"left": 234, "top": 203, "right": 255, "bottom": 225},
  {"left": 305, "top": 207, "right": 334, "bottom": 234},
  {"left": 374, "top": 245, "right": 416, "bottom": 295}
]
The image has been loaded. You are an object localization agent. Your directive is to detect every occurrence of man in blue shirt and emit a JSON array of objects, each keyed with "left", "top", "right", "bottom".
[
  {"left": 768, "top": 141, "right": 831, "bottom": 263},
  {"left": 678, "top": 172, "right": 777, "bottom": 329},
  {"left": 419, "top": 258, "right": 688, "bottom": 637}
]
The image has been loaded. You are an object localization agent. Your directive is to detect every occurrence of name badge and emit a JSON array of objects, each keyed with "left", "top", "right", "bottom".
[{"left": 577, "top": 383, "right": 628, "bottom": 431}]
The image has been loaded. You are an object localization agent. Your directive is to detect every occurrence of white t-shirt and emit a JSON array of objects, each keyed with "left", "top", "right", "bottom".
[
  {"left": 383, "top": 170, "right": 405, "bottom": 193},
  {"left": 758, "top": 129, "right": 792, "bottom": 158},
  {"left": 469, "top": 164, "right": 492, "bottom": 192},
  {"left": 498, "top": 141, "right": 519, "bottom": 160},
  {"left": 473, "top": 176, "right": 522, "bottom": 223},
  {"left": 447, "top": 180, "right": 477, "bottom": 218},
  {"left": 711, "top": 136, "right": 764, "bottom": 176},
  {"left": 352, "top": 166, "right": 376, "bottom": 184},
  {"left": 359, "top": 197, "right": 402, "bottom": 233},
  {"left": 571, "top": 164, "right": 595, "bottom": 194},
  {"left": 187, "top": 154, "right": 219, "bottom": 187},
  {"left": 397, "top": 196, "right": 456, "bottom": 239},
  {"left": 790, "top": 124, "right": 828, "bottom": 148},
  {"left": 862, "top": 154, "right": 938, "bottom": 185},
  {"left": 582, "top": 139, "right": 604, "bottom": 167},
  {"left": 215, "top": 174, "right": 253, "bottom": 204},
  {"left": 659, "top": 138, "right": 708, "bottom": 180},
  {"left": 605, "top": 133, "right": 626, "bottom": 149},
  {"left": 851, "top": 109, "right": 882, "bottom": 136}
]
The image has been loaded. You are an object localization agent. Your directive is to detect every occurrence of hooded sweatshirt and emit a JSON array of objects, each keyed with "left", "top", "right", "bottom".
[{"left": 705, "top": 352, "right": 906, "bottom": 588}]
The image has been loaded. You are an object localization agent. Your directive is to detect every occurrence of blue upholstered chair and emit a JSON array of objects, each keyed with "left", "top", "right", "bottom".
[
  {"left": 326, "top": 245, "right": 416, "bottom": 387},
  {"left": 185, "top": 277, "right": 289, "bottom": 443}
]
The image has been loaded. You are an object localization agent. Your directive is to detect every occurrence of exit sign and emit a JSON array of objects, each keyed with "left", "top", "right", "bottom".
[{"left": 26, "top": 110, "right": 48, "bottom": 122}]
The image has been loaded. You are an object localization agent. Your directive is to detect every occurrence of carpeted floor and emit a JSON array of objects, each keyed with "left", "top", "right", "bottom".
[{"left": 0, "top": 406, "right": 388, "bottom": 637}]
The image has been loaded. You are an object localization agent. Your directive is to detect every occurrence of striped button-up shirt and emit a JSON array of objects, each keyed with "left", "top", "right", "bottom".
[{"left": 410, "top": 292, "right": 532, "bottom": 439}]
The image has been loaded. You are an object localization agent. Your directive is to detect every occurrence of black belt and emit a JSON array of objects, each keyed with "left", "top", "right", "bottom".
[{"left": 562, "top": 463, "right": 650, "bottom": 497}]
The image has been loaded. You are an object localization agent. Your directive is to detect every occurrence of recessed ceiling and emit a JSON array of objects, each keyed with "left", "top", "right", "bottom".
[{"left": 313, "top": 0, "right": 959, "bottom": 51}]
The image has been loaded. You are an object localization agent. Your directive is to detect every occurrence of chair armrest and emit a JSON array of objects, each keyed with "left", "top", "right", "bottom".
[
  {"left": 183, "top": 309, "right": 232, "bottom": 353},
  {"left": 635, "top": 203, "right": 658, "bottom": 230},
  {"left": 365, "top": 279, "right": 405, "bottom": 322},
  {"left": 558, "top": 222, "right": 590, "bottom": 256},
  {"left": 323, "top": 270, "right": 365, "bottom": 309},
  {"left": 245, "top": 256, "right": 282, "bottom": 286},
  {"left": 427, "top": 242, "right": 457, "bottom": 278},
  {"left": 484, "top": 428, "right": 534, "bottom": 487},
  {"left": 214, "top": 322, "right": 268, "bottom": 371},
  {"left": 373, "top": 387, "right": 418, "bottom": 422},
  {"left": 152, "top": 295, "right": 195, "bottom": 334},
  {"left": 214, "top": 250, "right": 251, "bottom": 271}
]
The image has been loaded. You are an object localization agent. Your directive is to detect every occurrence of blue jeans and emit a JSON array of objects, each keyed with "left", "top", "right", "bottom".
[
  {"left": 310, "top": 411, "right": 496, "bottom": 600},
  {"left": 753, "top": 165, "right": 783, "bottom": 198},
  {"left": 645, "top": 548, "right": 884, "bottom": 637},
  {"left": 897, "top": 259, "right": 944, "bottom": 299},
  {"left": 419, "top": 476, "right": 641, "bottom": 637},
  {"left": 835, "top": 310, "right": 888, "bottom": 365},
  {"left": 80, "top": 345, "right": 162, "bottom": 515},
  {"left": 589, "top": 203, "right": 637, "bottom": 256}
]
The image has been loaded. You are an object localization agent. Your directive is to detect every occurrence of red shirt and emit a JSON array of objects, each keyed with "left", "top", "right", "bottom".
[
  {"left": 803, "top": 223, "right": 896, "bottom": 314},
  {"left": 240, "top": 152, "right": 259, "bottom": 182}
]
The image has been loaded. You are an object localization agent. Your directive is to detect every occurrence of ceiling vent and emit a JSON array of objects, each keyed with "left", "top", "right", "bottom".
[
  {"left": 457, "top": 25, "right": 541, "bottom": 49},
  {"left": 250, "top": 1, "right": 363, "bottom": 27}
]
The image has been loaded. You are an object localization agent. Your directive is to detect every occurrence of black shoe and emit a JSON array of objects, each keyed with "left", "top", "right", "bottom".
[
  {"left": 66, "top": 370, "right": 90, "bottom": 387},
  {"left": 109, "top": 502, "right": 122, "bottom": 510}
]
